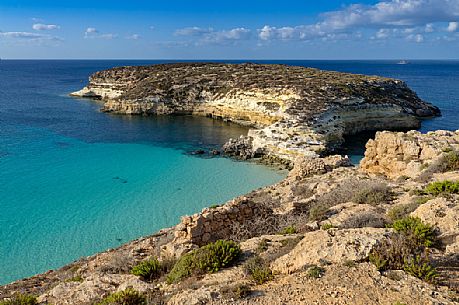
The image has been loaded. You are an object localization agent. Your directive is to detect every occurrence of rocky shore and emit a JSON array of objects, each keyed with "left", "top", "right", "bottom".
[
  {"left": 1, "top": 129, "right": 458, "bottom": 304},
  {"left": 70, "top": 63, "right": 440, "bottom": 162}
]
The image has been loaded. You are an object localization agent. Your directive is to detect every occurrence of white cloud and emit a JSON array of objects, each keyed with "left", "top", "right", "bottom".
[
  {"left": 0, "top": 31, "right": 62, "bottom": 42},
  {"left": 258, "top": 0, "right": 459, "bottom": 42},
  {"left": 407, "top": 33, "right": 425, "bottom": 42},
  {"left": 174, "top": 27, "right": 251, "bottom": 44},
  {"left": 126, "top": 34, "right": 140, "bottom": 40},
  {"left": 425, "top": 23, "right": 435, "bottom": 32},
  {"left": 84, "top": 27, "right": 117, "bottom": 39},
  {"left": 32, "top": 23, "right": 60, "bottom": 31},
  {"left": 85, "top": 27, "right": 98, "bottom": 35},
  {"left": 175, "top": 27, "right": 213, "bottom": 36},
  {"left": 447, "top": 21, "right": 459, "bottom": 32}
]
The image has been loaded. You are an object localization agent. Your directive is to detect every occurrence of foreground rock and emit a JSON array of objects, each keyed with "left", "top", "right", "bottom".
[
  {"left": 1, "top": 130, "right": 458, "bottom": 304},
  {"left": 71, "top": 63, "right": 440, "bottom": 161}
]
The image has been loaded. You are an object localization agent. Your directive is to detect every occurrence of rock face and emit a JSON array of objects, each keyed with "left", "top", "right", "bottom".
[
  {"left": 271, "top": 228, "right": 392, "bottom": 274},
  {"left": 360, "top": 130, "right": 459, "bottom": 179},
  {"left": 71, "top": 63, "right": 440, "bottom": 161}
]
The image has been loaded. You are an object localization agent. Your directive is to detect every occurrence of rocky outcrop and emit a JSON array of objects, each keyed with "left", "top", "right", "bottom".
[
  {"left": 2, "top": 130, "right": 459, "bottom": 304},
  {"left": 71, "top": 63, "right": 440, "bottom": 161},
  {"left": 360, "top": 130, "right": 459, "bottom": 179},
  {"left": 271, "top": 228, "right": 392, "bottom": 274}
]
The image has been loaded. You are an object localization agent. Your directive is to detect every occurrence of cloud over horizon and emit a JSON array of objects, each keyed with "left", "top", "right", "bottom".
[
  {"left": 32, "top": 23, "right": 60, "bottom": 31},
  {"left": 256, "top": 0, "right": 459, "bottom": 43}
]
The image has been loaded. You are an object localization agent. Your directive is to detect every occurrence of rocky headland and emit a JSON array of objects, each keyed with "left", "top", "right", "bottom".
[
  {"left": 70, "top": 63, "right": 440, "bottom": 161},
  {"left": 2, "top": 64, "right": 457, "bottom": 304}
]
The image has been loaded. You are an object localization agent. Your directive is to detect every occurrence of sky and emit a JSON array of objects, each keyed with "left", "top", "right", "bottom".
[{"left": 0, "top": 0, "right": 458, "bottom": 59}]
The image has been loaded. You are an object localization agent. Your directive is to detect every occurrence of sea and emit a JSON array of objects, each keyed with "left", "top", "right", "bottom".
[{"left": 0, "top": 60, "right": 458, "bottom": 285}]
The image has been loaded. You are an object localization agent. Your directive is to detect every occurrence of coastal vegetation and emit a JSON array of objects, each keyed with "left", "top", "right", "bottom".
[
  {"left": 0, "top": 294, "right": 37, "bottom": 305},
  {"left": 166, "top": 240, "right": 241, "bottom": 284},
  {"left": 130, "top": 258, "right": 162, "bottom": 282},
  {"left": 243, "top": 255, "right": 273, "bottom": 284},
  {"left": 96, "top": 288, "right": 146, "bottom": 305}
]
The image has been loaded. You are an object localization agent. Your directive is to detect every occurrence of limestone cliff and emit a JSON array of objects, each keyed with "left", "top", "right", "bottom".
[{"left": 71, "top": 63, "right": 440, "bottom": 160}]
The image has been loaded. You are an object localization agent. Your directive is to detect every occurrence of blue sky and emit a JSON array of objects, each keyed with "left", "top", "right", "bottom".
[{"left": 0, "top": 0, "right": 458, "bottom": 59}]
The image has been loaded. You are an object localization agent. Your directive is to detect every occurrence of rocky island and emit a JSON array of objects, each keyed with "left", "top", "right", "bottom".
[
  {"left": 70, "top": 63, "right": 440, "bottom": 161},
  {"left": 1, "top": 64, "right": 457, "bottom": 304}
]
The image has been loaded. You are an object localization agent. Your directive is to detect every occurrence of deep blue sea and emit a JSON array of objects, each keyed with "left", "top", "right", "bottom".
[{"left": 0, "top": 60, "right": 458, "bottom": 285}]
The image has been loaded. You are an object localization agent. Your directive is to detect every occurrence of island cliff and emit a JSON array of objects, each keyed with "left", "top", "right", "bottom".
[{"left": 71, "top": 63, "right": 440, "bottom": 161}]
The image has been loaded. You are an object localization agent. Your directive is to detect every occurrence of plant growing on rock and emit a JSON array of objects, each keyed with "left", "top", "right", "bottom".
[
  {"left": 387, "top": 202, "right": 421, "bottom": 222},
  {"left": 351, "top": 183, "right": 392, "bottom": 205},
  {"left": 403, "top": 254, "right": 438, "bottom": 283},
  {"left": 307, "top": 265, "right": 325, "bottom": 278},
  {"left": 424, "top": 180, "right": 459, "bottom": 196},
  {"left": 96, "top": 288, "right": 146, "bottom": 305},
  {"left": 340, "top": 213, "right": 387, "bottom": 229},
  {"left": 391, "top": 216, "right": 436, "bottom": 247},
  {"left": 166, "top": 240, "right": 241, "bottom": 284},
  {"left": 278, "top": 226, "right": 297, "bottom": 235},
  {"left": 0, "top": 294, "right": 37, "bottom": 305},
  {"left": 243, "top": 255, "right": 273, "bottom": 284},
  {"left": 131, "top": 258, "right": 162, "bottom": 281}
]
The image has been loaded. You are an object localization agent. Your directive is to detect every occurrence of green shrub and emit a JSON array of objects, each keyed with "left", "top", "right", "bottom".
[
  {"left": 387, "top": 202, "right": 420, "bottom": 222},
  {"left": 131, "top": 258, "right": 162, "bottom": 281},
  {"left": 256, "top": 238, "right": 269, "bottom": 253},
  {"left": 308, "top": 204, "right": 329, "bottom": 221},
  {"left": 351, "top": 183, "right": 392, "bottom": 205},
  {"left": 369, "top": 234, "right": 422, "bottom": 271},
  {"left": 403, "top": 255, "right": 437, "bottom": 283},
  {"left": 278, "top": 226, "right": 297, "bottom": 235},
  {"left": 307, "top": 265, "right": 325, "bottom": 278},
  {"left": 166, "top": 240, "right": 241, "bottom": 284},
  {"left": 321, "top": 223, "right": 336, "bottom": 230},
  {"left": 424, "top": 180, "right": 459, "bottom": 196},
  {"left": 243, "top": 256, "right": 273, "bottom": 284},
  {"left": 0, "top": 294, "right": 37, "bottom": 305},
  {"left": 392, "top": 217, "right": 436, "bottom": 247},
  {"left": 96, "top": 288, "right": 146, "bottom": 305},
  {"left": 369, "top": 231, "right": 438, "bottom": 284},
  {"left": 65, "top": 275, "right": 83, "bottom": 282}
]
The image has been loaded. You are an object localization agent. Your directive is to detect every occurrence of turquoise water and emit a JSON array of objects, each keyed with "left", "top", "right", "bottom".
[
  {"left": 0, "top": 125, "right": 285, "bottom": 284},
  {"left": 0, "top": 60, "right": 286, "bottom": 284},
  {"left": 1, "top": 60, "right": 458, "bottom": 285}
]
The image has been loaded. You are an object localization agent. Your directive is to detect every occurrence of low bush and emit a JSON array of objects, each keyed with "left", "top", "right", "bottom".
[
  {"left": 166, "top": 240, "right": 241, "bottom": 284},
  {"left": 351, "top": 183, "right": 392, "bottom": 205},
  {"left": 307, "top": 265, "right": 325, "bottom": 278},
  {"left": 131, "top": 258, "right": 162, "bottom": 281},
  {"left": 220, "top": 284, "right": 251, "bottom": 299},
  {"left": 424, "top": 180, "right": 459, "bottom": 196},
  {"left": 392, "top": 216, "right": 436, "bottom": 247},
  {"left": 418, "top": 151, "right": 459, "bottom": 182},
  {"left": 0, "top": 294, "right": 37, "bottom": 305},
  {"left": 341, "top": 213, "right": 387, "bottom": 229},
  {"left": 278, "top": 226, "right": 297, "bottom": 235},
  {"left": 256, "top": 238, "right": 269, "bottom": 253},
  {"left": 321, "top": 223, "right": 336, "bottom": 230},
  {"left": 308, "top": 204, "right": 330, "bottom": 221},
  {"left": 403, "top": 254, "right": 437, "bottom": 283},
  {"left": 387, "top": 202, "right": 420, "bottom": 222},
  {"left": 243, "top": 256, "right": 273, "bottom": 284},
  {"left": 369, "top": 228, "right": 438, "bottom": 283},
  {"left": 96, "top": 288, "right": 146, "bottom": 305}
]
